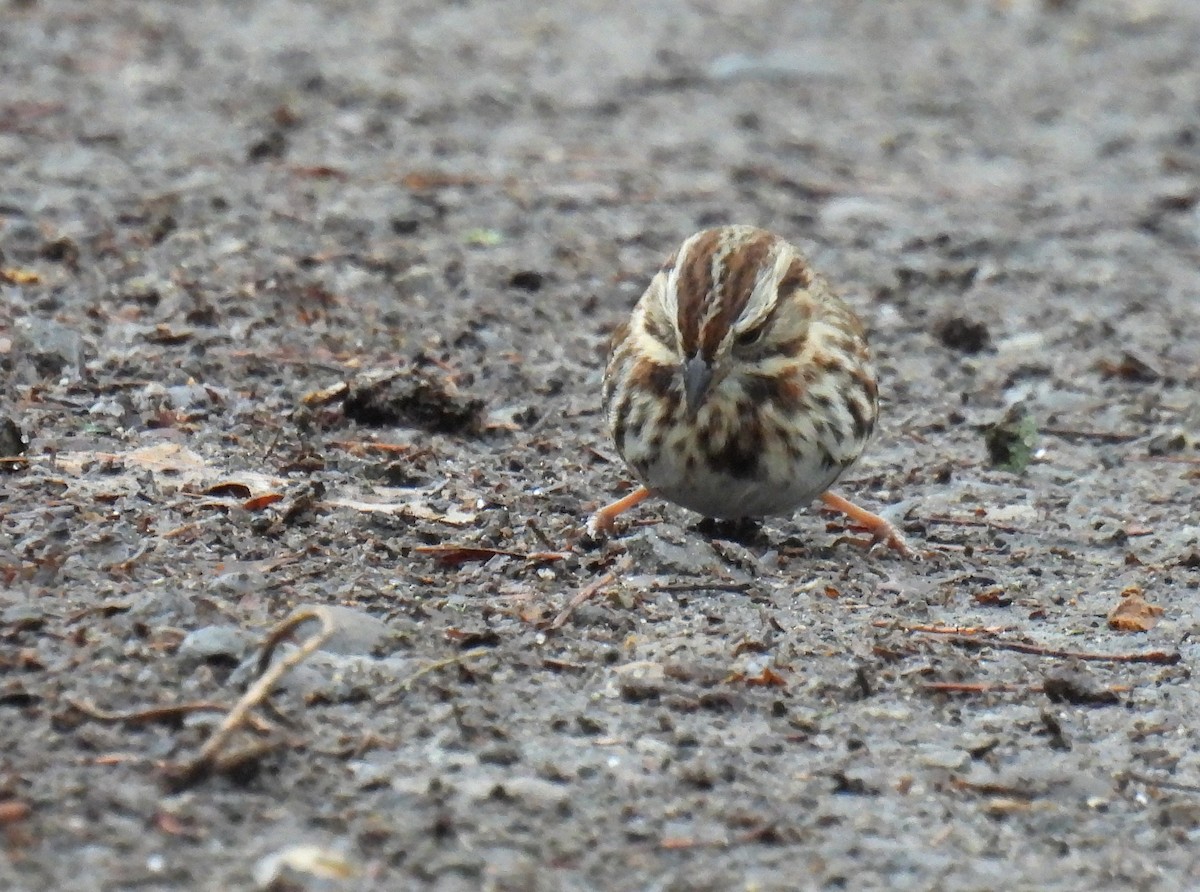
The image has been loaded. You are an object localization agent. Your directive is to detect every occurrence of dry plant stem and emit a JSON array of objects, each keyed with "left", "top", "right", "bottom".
[
  {"left": 922, "top": 681, "right": 1130, "bottom": 696},
  {"left": 587, "top": 486, "right": 652, "bottom": 536},
  {"left": 372, "top": 649, "right": 495, "bottom": 707},
  {"left": 253, "top": 606, "right": 335, "bottom": 676},
  {"left": 872, "top": 621, "right": 1014, "bottom": 635},
  {"left": 65, "top": 698, "right": 272, "bottom": 733},
  {"left": 883, "top": 622, "right": 1179, "bottom": 664},
  {"left": 171, "top": 606, "right": 336, "bottom": 788},
  {"left": 922, "top": 513, "right": 1032, "bottom": 535},
  {"left": 1137, "top": 454, "right": 1200, "bottom": 464},
  {"left": 1121, "top": 772, "right": 1200, "bottom": 795},
  {"left": 819, "top": 491, "right": 911, "bottom": 556},
  {"left": 1039, "top": 427, "right": 1140, "bottom": 443},
  {"left": 549, "top": 555, "right": 634, "bottom": 630},
  {"left": 921, "top": 682, "right": 1034, "bottom": 694},
  {"left": 931, "top": 633, "right": 1180, "bottom": 665},
  {"left": 397, "top": 648, "right": 490, "bottom": 691}
]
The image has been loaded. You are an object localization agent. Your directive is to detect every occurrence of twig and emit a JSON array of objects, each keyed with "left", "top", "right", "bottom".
[
  {"left": 1121, "top": 771, "right": 1200, "bottom": 795},
  {"left": 162, "top": 522, "right": 202, "bottom": 540},
  {"left": 252, "top": 606, "right": 335, "bottom": 678},
  {"left": 371, "top": 648, "right": 494, "bottom": 707},
  {"left": 396, "top": 648, "right": 490, "bottom": 692},
  {"left": 547, "top": 555, "right": 633, "bottom": 631},
  {"left": 921, "top": 681, "right": 1132, "bottom": 697},
  {"left": 922, "top": 514, "right": 1027, "bottom": 535},
  {"left": 261, "top": 426, "right": 284, "bottom": 462},
  {"left": 64, "top": 698, "right": 271, "bottom": 732},
  {"left": 883, "top": 622, "right": 1179, "bottom": 664},
  {"left": 650, "top": 582, "right": 753, "bottom": 595},
  {"left": 329, "top": 439, "right": 412, "bottom": 455},
  {"left": 951, "top": 778, "right": 1038, "bottom": 800},
  {"left": 1040, "top": 427, "right": 1142, "bottom": 443},
  {"left": 525, "top": 519, "right": 557, "bottom": 552},
  {"left": 1134, "top": 454, "right": 1200, "bottom": 465},
  {"left": 658, "top": 824, "right": 783, "bottom": 850},
  {"left": 929, "top": 633, "right": 1180, "bottom": 665},
  {"left": 873, "top": 621, "right": 1013, "bottom": 636},
  {"left": 920, "top": 682, "right": 1031, "bottom": 694},
  {"left": 414, "top": 544, "right": 572, "bottom": 566},
  {"left": 165, "top": 607, "right": 335, "bottom": 790}
]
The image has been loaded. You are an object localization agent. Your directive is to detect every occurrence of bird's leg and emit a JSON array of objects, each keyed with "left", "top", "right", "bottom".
[
  {"left": 587, "top": 486, "right": 652, "bottom": 537},
  {"left": 819, "top": 491, "right": 912, "bottom": 558}
]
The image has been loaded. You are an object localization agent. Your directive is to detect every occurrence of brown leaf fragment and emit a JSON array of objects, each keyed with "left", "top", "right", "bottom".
[
  {"left": 290, "top": 164, "right": 349, "bottom": 180},
  {"left": 153, "top": 811, "right": 196, "bottom": 837},
  {"left": 242, "top": 493, "right": 285, "bottom": 512},
  {"left": 972, "top": 587, "right": 1012, "bottom": 607},
  {"left": 727, "top": 665, "right": 788, "bottom": 688},
  {"left": 145, "top": 324, "right": 193, "bottom": 345},
  {"left": 1097, "top": 351, "right": 1160, "bottom": 383},
  {"left": 1108, "top": 585, "right": 1163, "bottom": 632},
  {"left": 203, "top": 482, "right": 254, "bottom": 499},
  {"left": 401, "top": 170, "right": 487, "bottom": 191},
  {"left": 731, "top": 638, "right": 770, "bottom": 657},
  {"left": 301, "top": 381, "right": 349, "bottom": 407},
  {"left": 415, "top": 544, "right": 569, "bottom": 566},
  {"left": 0, "top": 800, "right": 31, "bottom": 824},
  {"left": 329, "top": 439, "right": 412, "bottom": 456}
]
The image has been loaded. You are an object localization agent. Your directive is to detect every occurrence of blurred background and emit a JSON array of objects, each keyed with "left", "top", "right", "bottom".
[{"left": 2, "top": 2, "right": 1199, "bottom": 890}]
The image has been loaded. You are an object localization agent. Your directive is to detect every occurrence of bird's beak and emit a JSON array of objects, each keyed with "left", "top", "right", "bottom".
[{"left": 683, "top": 355, "right": 714, "bottom": 416}]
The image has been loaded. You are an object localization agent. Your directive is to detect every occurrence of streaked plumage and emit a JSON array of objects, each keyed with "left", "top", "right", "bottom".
[{"left": 590, "top": 225, "right": 908, "bottom": 555}]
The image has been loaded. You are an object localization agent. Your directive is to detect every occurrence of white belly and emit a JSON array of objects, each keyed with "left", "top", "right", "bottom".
[{"left": 640, "top": 448, "right": 845, "bottom": 519}]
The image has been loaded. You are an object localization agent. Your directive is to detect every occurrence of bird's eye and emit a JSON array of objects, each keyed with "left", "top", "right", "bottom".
[{"left": 735, "top": 326, "right": 766, "bottom": 348}]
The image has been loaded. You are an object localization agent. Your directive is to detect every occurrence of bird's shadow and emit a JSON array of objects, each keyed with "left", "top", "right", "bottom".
[{"left": 691, "top": 516, "right": 770, "bottom": 547}]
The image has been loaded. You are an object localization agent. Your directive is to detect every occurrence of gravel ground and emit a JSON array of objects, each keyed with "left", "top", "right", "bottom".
[{"left": 3, "top": 1, "right": 1200, "bottom": 890}]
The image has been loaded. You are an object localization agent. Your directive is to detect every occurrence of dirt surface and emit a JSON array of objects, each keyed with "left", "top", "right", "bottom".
[{"left": 3, "top": 1, "right": 1200, "bottom": 889}]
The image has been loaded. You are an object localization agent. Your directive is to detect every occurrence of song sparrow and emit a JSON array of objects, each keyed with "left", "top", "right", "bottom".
[{"left": 589, "top": 225, "right": 910, "bottom": 556}]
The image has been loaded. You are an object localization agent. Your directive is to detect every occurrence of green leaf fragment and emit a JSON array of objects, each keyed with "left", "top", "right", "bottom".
[
  {"left": 464, "top": 228, "right": 503, "bottom": 246},
  {"left": 983, "top": 409, "right": 1038, "bottom": 472}
]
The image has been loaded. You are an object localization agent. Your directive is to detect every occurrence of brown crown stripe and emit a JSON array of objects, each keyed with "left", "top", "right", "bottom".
[
  {"left": 701, "top": 231, "right": 775, "bottom": 357},
  {"left": 748, "top": 281, "right": 807, "bottom": 346},
  {"left": 675, "top": 230, "right": 721, "bottom": 356},
  {"left": 776, "top": 256, "right": 813, "bottom": 295}
]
